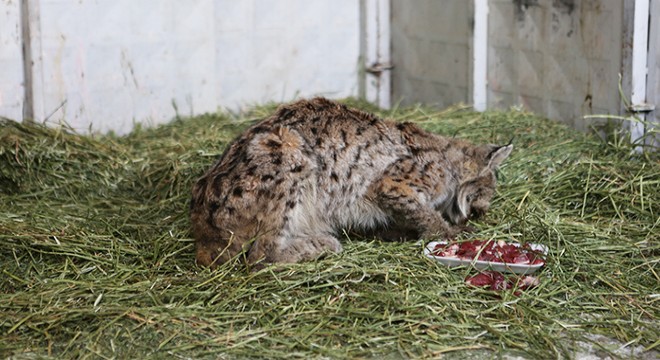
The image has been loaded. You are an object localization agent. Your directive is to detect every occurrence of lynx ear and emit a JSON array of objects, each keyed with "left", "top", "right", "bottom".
[{"left": 486, "top": 144, "right": 513, "bottom": 170}]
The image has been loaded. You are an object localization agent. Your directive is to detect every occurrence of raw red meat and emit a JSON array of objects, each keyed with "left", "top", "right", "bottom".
[
  {"left": 465, "top": 271, "right": 540, "bottom": 293},
  {"left": 464, "top": 272, "right": 495, "bottom": 287},
  {"left": 431, "top": 239, "right": 545, "bottom": 266}
]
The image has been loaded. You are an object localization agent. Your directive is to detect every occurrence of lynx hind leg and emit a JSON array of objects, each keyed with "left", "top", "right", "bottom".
[
  {"left": 195, "top": 125, "right": 315, "bottom": 269},
  {"left": 194, "top": 228, "right": 250, "bottom": 269},
  {"left": 195, "top": 238, "right": 230, "bottom": 269},
  {"left": 247, "top": 233, "right": 343, "bottom": 266}
]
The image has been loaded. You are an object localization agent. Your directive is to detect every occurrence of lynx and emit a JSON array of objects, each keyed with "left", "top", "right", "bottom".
[{"left": 190, "top": 98, "right": 512, "bottom": 268}]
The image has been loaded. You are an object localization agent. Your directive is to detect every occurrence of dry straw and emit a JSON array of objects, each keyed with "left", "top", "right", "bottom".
[{"left": 1, "top": 100, "right": 658, "bottom": 359}]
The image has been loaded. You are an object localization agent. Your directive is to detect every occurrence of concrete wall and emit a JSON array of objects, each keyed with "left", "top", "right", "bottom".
[
  {"left": 390, "top": 0, "right": 473, "bottom": 108},
  {"left": 5, "top": 0, "right": 360, "bottom": 134},
  {"left": 390, "top": 0, "right": 654, "bottom": 134},
  {"left": 488, "top": 0, "right": 626, "bottom": 131}
]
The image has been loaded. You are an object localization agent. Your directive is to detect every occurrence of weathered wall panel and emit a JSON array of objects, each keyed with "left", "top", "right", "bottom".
[
  {"left": 6, "top": 0, "right": 360, "bottom": 134},
  {"left": 31, "top": 0, "right": 218, "bottom": 134},
  {"left": 488, "top": 0, "right": 625, "bottom": 130},
  {"left": 4, "top": 0, "right": 655, "bottom": 138},
  {"left": 0, "top": 0, "right": 24, "bottom": 121},
  {"left": 391, "top": 0, "right": 473, "bottom": 108},
  {"left": 214, "top": 0, "right": 359, "bottom": 109}
]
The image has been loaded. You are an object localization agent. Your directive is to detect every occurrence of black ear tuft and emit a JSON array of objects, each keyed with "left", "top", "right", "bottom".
[{"left": 487, "top": 144, "right": 513, "bottom": 170}]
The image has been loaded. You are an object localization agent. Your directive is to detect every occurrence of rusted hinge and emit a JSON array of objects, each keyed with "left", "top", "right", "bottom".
[
  {"left": 629, "top": 103, "right": 655, "bottom": 113},
  {"left": 366, "top": 62, "right": 394, "bottom": 75}
]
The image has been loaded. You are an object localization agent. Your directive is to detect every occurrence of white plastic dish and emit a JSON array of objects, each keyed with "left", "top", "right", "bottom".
[{"left": 424, "top": 241, "right": 549, "bottom": 275}]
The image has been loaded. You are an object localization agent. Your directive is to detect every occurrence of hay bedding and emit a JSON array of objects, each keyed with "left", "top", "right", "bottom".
[{"left": 0, "top": 100, "right": 657, "bottom": 359}]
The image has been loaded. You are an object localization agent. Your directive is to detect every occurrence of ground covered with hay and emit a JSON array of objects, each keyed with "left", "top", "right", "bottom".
[{"left": 1, "top": 100, "right": 658, "bottom": 359}]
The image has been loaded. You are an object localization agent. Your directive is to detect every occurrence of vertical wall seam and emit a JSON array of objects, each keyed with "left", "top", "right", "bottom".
[
  {"left": 378, "top": 0, "right": 391, "bottom": 109},
  {"left": 358, "top": 0, "right": 366, "bottom": 100},
  {"left": 20, "top": 0, "right": 34, "bottom": 121}
]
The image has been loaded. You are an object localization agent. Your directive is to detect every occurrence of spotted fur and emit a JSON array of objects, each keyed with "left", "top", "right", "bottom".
[{"left": 190, "top": 97, "right": 512, "bottom": 268}]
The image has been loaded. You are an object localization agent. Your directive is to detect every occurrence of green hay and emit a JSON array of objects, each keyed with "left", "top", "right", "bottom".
[{"left": 1, "top": 101, "right": 658, "bottom": 359}]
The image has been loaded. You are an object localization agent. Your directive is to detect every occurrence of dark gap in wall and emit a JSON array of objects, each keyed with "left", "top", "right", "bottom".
[{"left": 20, "top": 0, "right": 34, "bottom": 122}]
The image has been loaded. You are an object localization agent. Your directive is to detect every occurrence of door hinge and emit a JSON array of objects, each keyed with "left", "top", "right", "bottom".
[
  {"left": 366, "top": 62, "right": 394, "bottom": 75},
  {"left": 629, "top": 103, "right": 655, "bottom": 113}
]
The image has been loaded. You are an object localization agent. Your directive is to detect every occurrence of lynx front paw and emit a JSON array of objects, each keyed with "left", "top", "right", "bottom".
[
  {"left": 421, "top": 226, "right": 461, "bottom": 240},
  {"left": 459, "top": 224, "right": 477, "bottom": 233}
]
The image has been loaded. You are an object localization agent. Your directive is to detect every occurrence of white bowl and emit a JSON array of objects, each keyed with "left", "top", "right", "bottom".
[{"left": 424, "top": 241, "right": 549, "bottom": 275}]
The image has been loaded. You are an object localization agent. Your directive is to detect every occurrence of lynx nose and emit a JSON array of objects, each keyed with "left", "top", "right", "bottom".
[{"left": 470, "top": 207, "right": 486, "bottom": 220}]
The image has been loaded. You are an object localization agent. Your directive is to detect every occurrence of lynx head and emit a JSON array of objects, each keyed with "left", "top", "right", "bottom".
[{"left": 448, "top": 144, "right": 513, "bottom": 225}]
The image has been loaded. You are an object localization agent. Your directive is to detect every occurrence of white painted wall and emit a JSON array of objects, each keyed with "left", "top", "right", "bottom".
[
  {"left": 6, "top": 0, "right": 360, "bottom": 134},
  {"left": 29, "top": 0, "right": 219, "bottom": 134},
  {"left": 631, "top": 0, "right": 650, "bottom": 144},
  {"left": 0, "top": 0, "right": 25, "bottom": 121},
  {"left": 215, "top": 0, "right": 360, "bottom": 108}
]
